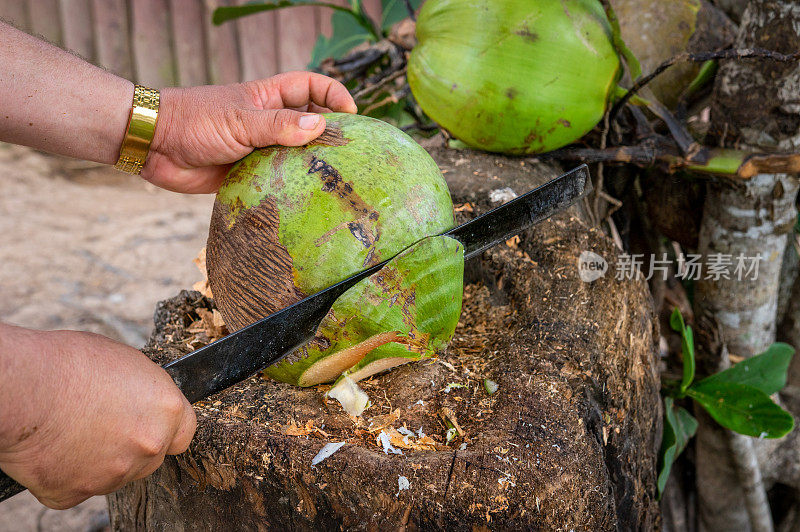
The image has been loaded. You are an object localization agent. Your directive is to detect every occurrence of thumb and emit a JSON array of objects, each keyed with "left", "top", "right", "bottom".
[{"left": 241, "top": 109, "right": 326, "bottom": 147}]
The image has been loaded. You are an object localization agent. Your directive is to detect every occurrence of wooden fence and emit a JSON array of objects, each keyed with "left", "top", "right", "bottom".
[{"left": 0, "top": 0, "right": 383, "bottom": 87}]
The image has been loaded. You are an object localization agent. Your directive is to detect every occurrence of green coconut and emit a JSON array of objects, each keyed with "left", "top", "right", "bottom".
[
  {"left": 407, "top": 0, "right": 621, "bottom": 154},
  {"left": 206, "top": 113, "right": 462, "bottom": 393}
]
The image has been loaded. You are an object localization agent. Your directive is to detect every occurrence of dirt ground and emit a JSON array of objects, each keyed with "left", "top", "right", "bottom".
[{"left": 0, "top": 143, "right": 214, "bottom": 531}]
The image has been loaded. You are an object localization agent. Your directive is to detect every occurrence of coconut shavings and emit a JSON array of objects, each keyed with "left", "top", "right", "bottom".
[
  {"left": 377, "top": 430, "right": 404, "bottom": 455},
  {"left": 312, "top": 442, "right": 347, "bottom": 466},
  {"left": 328, "top": 375, "right": 369, "bottom": 416},
  {"left": 489, "top": 187, "right": 518, "bottom": 203},
  {"left": 443, "top": 382, "right": 466, "bottom": 393},
  {"left": 397, "top": 427, "right": 416, "bottom": 437},
  {"left": 397, "top": 475, "right": 410, "bottom": 496}
]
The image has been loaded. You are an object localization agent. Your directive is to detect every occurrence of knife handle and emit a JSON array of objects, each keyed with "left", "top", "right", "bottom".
[{"left": 0, "top": 469, "right": 25, "bottom": 502}]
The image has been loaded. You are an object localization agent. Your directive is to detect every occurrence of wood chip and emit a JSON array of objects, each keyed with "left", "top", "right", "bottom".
[
  {"left": 196, "top": 308, "right": 227, "bottom": 340},
  {"left": 282, "top": 419, "right": 330, "bottom": 438},
  {"left": 381, "top": 427, "right": 440, "bottom": 451},
  {"left": 192, "top": 246, "right": 214, "bottom": 298},
  {"left": 367, "top": 409, "right": 401, "bottom": 433},
  {"left": 439, "top": 407, "right": 465, "bottom": 437}
]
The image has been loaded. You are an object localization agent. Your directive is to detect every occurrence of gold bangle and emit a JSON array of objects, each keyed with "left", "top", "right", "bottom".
[{"left": 114, "top": 85, "right": 160, "bottom": 175}]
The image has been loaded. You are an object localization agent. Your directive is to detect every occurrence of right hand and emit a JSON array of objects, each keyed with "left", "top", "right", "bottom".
[
  {"left": 0, "top": 323, "right": 196, "bottom": 509},
  {"left": 144, "top": 71, "right": 358, "bottom": 194}
]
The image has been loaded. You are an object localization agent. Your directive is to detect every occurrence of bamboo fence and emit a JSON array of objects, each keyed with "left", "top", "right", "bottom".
[{"left": 0, "top": 0, "right": 383, "bottom": 86}]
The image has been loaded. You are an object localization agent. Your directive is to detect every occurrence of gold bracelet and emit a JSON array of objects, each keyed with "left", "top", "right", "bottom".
[{"left": 114, "top": 85, "right": 160, "bottom": 175}]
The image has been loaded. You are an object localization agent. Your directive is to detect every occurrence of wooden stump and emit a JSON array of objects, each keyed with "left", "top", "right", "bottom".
[{"left": 108, "top": 151, "right": 661, "bottom": 530}]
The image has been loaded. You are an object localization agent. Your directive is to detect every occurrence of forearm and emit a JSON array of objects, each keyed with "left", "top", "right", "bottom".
[{"left": 0, "top": 21, "right": 132, "bottom": 164}]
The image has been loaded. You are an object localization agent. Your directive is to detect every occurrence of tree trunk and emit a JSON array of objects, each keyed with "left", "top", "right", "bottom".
[
  {"left": 694, "top": 1, "right": 800, "bottom": 530},
  {"left": 107, "top": 149, "right": 662, "bottom": 530},
  {"left": 779, "top": 237, "right": 800, "bottom": 385},
  {"left": 711, "top": 0, "right": 748, "bottom": 22}
]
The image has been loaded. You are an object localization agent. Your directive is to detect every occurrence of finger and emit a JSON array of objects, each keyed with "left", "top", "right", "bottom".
[
  {"left": 273, "top": 72, "right": 357, "bottom": 114},
  {"left": 287, "top": 103, "right": 333, "bottom": 114},
  {"left": 166, "top": 396, "right": 197, "bottom": 455},
  {"left": 307, "top": 102, "right": 333, "bottom": 114},
  {"left": 238, "top": 108, "right": 326, "bottom": 147}
]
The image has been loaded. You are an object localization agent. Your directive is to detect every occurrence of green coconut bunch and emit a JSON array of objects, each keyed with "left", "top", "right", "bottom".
[
  {"left": 206, "top": 113, "right": 464, "bottom": 413},
  {"left": 408, "top": 0, "right": 623, "bottom": 154}
]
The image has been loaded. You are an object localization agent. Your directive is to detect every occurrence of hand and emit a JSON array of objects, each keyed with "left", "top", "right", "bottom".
[
  {"left": 0, "top": 324, "right": 196, "bottom": 509},
  {"left": 143, "top": 71, "right": 358, "bottom": 194}
]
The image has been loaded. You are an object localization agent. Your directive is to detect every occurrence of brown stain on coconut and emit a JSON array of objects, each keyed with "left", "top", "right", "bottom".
[
  {"left": 207, "top": 196, "right": 306, "bottom": 331},
  {"left": 306, "top": 155, "right": 383, "bottom": 263},
  {"left": 514, "top": 23, "right": 538, "bottom": 42},
  {"left": 368, "top": 265, "right": 430, "bottom": 353}
]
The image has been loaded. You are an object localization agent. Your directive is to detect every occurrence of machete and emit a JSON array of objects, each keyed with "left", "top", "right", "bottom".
[{"left": 0, "top": 164, "right": 589, "bottom": 500}]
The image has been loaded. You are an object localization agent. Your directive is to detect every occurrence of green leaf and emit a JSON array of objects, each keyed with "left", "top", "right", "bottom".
[
  {"left": 695, "top": 343, "right": 794, "bottom": 396},
  {"left": 308, "top": 9, "right": 376, "bottom": 69},
  {"left": 669, "top": 308, "right": 695, "bottom": 393},
  {"left": 657, "top": 397, "right": 697, "bottom": 498},
  {"left": 380, "top": 0, "right": 421, "bottom": 32},
  {"left": 213, "top": 1, "right": 354, "bottom": 25},
  {"left": 687, "top": 381, "right": 794, "bottom": 438}
]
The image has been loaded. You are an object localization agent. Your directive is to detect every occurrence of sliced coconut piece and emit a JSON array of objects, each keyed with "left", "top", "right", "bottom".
[
  {"left": 345, "top": 356, "right": 416, "bottom": 383},
  {"left": 265, "top": 235, "right": 464, "bottom": 387},
  {"left": 328, "top": 375, "right": 369, "bottom": 416},
  {"left": 297, "top": 331, "right": 401, "bottom": 386}
]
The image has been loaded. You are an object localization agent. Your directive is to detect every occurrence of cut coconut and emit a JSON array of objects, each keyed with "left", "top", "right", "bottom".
[
  {"left": 264, "top": 235, "right": 464, "bottom": 387},
  {"left": 207, "top": 113, "right": 456, "bottom": 332}
]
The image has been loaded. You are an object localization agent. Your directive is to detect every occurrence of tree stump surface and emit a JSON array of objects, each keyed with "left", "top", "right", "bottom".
[{"left": 108, "top": 150, "right": 661, "bottom": 531}]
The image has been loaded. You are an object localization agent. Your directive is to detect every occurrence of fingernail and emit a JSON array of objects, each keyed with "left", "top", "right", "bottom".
[{"left": 299, "top": 114, "right": 321, "bottom": 130}]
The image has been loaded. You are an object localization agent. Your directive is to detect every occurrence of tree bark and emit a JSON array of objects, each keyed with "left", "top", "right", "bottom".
[
  {"left": 711, "top": 0, "right": 748, "bottom": 23},
  {"left": 779, "top": 239, "right": 800, "bottom": 384},
  {"left": 694, "top": 1, "right": 800, "bottom": 530},
  {"left": 107, "top": 150, "right": 662, "bottom": 530}
]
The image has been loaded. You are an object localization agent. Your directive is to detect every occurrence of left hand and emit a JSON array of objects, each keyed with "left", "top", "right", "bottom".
[{"left": 143, "top": 71, "right": 358, "bottom": 194}]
